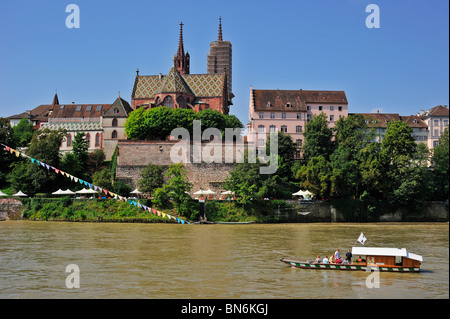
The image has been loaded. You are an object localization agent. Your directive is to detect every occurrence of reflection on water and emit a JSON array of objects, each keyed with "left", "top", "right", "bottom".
[{"left": 0, "top": 221, "right": 448, "bottom": 299}]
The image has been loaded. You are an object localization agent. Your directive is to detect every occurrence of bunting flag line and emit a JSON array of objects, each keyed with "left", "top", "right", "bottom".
[{"left": 0, "top": 143, "right": 191, "bottom": 225}]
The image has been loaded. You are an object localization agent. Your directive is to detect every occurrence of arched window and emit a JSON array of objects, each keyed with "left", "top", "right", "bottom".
[
  {"left": 155, "top": 97, "right": 161, "bottom": 106},
  {"left": 67, "top": 134, "right": 72, "bottom": 147},
  {"left": 95, "top": 133, "right": 100, "bottom": 147},
  {"left": 112, "top": 118, "right": 118, "bottom": 127},
  {"left": 112, "top": 130, "right": 118, "bottom": 139},
  {"left": 162, "top": 96, "right": 174, "bottom": 108},
  {"left": 86, "top": 133, "right": 91, "bottom": 148},
  {"left": 177, "top": 96, "right": 185, "bottom": 108}
]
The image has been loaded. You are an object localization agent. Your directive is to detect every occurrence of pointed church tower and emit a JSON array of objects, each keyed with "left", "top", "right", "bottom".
[
  {"left": 207, "top": 17, "right": 232, "bottom": 99},
  {"left": 173, "top": 21, "right": 190, "bottom": 75}
]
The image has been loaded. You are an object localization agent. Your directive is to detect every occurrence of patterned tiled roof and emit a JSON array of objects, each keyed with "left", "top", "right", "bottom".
[
  {"left": 160, "top": 67, "right": 193, "bottom": 94},
  {"left": 103, "top": 97, "right": 133, "bottom": 118},
  {"left": 133, "top": 68, "right": 225, "bottom": 99},
  {"left": 43, "top": 121, "right": 103, "bottom": 131}
]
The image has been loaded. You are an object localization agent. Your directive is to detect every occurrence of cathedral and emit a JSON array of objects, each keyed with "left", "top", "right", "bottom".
[{"left": 131, "top": 19, "right": 233, "bottom": 114}]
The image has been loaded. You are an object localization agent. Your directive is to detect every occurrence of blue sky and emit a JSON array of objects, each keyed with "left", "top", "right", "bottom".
[{"left": 0, "top": 0, "right": 448, "bottom": 127}]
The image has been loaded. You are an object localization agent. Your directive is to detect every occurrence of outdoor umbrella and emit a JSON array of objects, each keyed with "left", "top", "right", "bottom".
[
  {"left": 193, "top": 189, "right": 207, "bottom": 195},
  {"left": 292, "top": 190, "right": 313, "bottom": 199},
  {"left": 12, "top": 191, "right": 27, "bottom": 197},
  {"left": 75, "top": 188, "right": 91, "bottom": 194},
  {"left": 221, "top": 190, "right": 235, "bottom": 195}
]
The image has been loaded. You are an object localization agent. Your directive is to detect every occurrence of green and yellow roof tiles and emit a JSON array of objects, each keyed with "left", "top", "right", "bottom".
[{"left": 133, "top": 68, "right": 225, "bottom": 99}]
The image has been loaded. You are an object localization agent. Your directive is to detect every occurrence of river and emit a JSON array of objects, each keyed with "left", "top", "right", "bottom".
[{"left": 0, "top": 221, "right": 448, "bottom": 299}]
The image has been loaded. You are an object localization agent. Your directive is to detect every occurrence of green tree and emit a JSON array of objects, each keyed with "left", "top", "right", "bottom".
[
  {"left": 302, "top": 113, "right": 334, "bottom": 160},
  {"left": 265, "top": 131, "right": 297, "bottom": 163},
  {"left": 11, "top": 118, "right": 33, "bottom": 147},
  {"left": 381, "top": 120, "right": 421, "bottom": 205},
  {"left": 223, "top": 162, "right": 260, "bottom": 205},
  {"left": 18, "top": 128, "right": 67, "bottom": 195},
  {"left": 92, "top": 168, "right": 113, "bottom": 190},
  {"left": 0, "top": 118, "right": 14, "bottom": 187},
  {"left": 137, "top": 163, "right": 164, "bottom": 195},
  {"left": 431, "top": 127, "right": 449, "bottom": 200},
  {"left": 194, "top": 108, "right": 226, "bottom": 132},
  {"left": 124, "top": 107, "right": 148, "bottom": 140},
  {"left": 163, "top": 163, "right": 192, "bottom": 215},
  {"left": 171, "top": 108, "right": 196, "bottom": 134},
  {"left": 72, "top": 132, "right": 89, "bottom": 168},
  {"left": 295, "top": 155, "right": 332, "bottom": 199}
]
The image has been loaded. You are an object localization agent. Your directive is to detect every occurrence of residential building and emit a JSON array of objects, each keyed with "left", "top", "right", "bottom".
[
  {"left": 356, "top": 105, "right": 449, "bottom": 149},
  {"left": 247, "top": 86, "right": 348, "bottom": 157},
  {"left": 417, "top": 105, "right": 449, "bottom": 149}
]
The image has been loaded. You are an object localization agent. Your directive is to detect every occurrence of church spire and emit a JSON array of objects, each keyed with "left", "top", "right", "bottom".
[
  {"left": 218, "top": 17, "right": 223, "bottom": 41},
  {"left": 177, "top": 21, "right": 185, "bottom": 57},
  {"left": 174, "top": 21, "right": 190, "bottom": 74}
]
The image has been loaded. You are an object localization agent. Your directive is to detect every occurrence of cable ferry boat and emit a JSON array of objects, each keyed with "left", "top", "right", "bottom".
[{"left": 280, "top": 247, "right": 423, "bottom": 273}]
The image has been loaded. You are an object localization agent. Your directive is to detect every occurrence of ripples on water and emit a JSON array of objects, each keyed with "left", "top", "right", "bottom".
[{"left": 0, "top": 221, "right": 448, "bottom": 299}]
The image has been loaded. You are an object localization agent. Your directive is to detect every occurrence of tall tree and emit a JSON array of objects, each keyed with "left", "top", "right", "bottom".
[
  {"left": 302, "top": 113, "right": 334, "bottom": 160},
  {"left": 431, "top": 127, "right": 449, "bottom": 200},
  {"left": 163, "top": 163, "right": 192, "bottom": 214},
  {"left": 72, "top": 132, "right": 89, "bottom": 168},
  {"left": 137, "top": 163, "right": 164, "bottom": 195},
  {"left": 11, "top": 118, "right": 33, "bottom": 147}
]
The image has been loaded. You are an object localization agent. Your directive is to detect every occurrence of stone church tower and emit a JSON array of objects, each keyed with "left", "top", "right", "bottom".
[
  {"left": 207, "top": 17, "right": 233, "bottom": 99},
  {"left": 174, "top": 22, "right": 190, "bottom": 75}
]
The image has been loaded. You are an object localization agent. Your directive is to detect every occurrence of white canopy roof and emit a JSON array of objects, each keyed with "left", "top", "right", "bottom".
[
  {"left": 293, "top": 190, "right": 313, "bottom": 197},
  {"left": 13, "top": 191, "right": 27, "bottom": 197},
  {"left": 130, "top": 189, "right": 142, "bottom": 194},
  {"left": 0, "top": 190, "right": 8, "bottom": 196},
  {"left": 52, "top": 189, "right": 66, "bottom": 195},
  {"left": 352, "top": 247, "right": 423, "bottom": 262},
  {"left": 76, "top": 188, "right": 98, "bottom": 194}
]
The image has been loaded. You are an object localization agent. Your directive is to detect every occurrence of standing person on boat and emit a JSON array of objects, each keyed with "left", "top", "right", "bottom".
[
  {"left": 345, "top": 249, "right": 353, "bottom": 264},
  {"left": 334, "top": 249, "right": 340, "bottom": 260}
]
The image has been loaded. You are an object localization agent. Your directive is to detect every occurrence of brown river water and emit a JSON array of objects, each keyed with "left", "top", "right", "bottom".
[{"left": 0, "top": 221, "right": 448, "bottom": 299}]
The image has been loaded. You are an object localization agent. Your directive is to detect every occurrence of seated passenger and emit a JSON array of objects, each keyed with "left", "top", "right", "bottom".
[
  {"left": 314, "top": 256, "right": 321, "bottom": 263},
  {"left": 322, "top": 256, "right": 329, "bottom": 263},
  {"left": 335, "top": 258, "right": 343, "bottom": 264}
]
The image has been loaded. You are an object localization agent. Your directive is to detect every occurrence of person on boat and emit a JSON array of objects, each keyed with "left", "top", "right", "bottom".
[
  {"left": 345, "top": 249, "right": 353, "bottom": 264},
  {"left": 357, "top": 256, "right": 363, "bottom": 262},
  {"left": 335, "top": 257, "right": 343, "bottom": 264},
  {"left": 329, "top": 254, "right": 334, "bottom": 264},
  {"left": 314, "top": 256, "right": 321, "bottom": 263},
  {"left": 322, "top": 256, "right": 329, "bottom": 263},
  {"left": 334, "top": 249, "right": 340, "bottom": 260}
]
